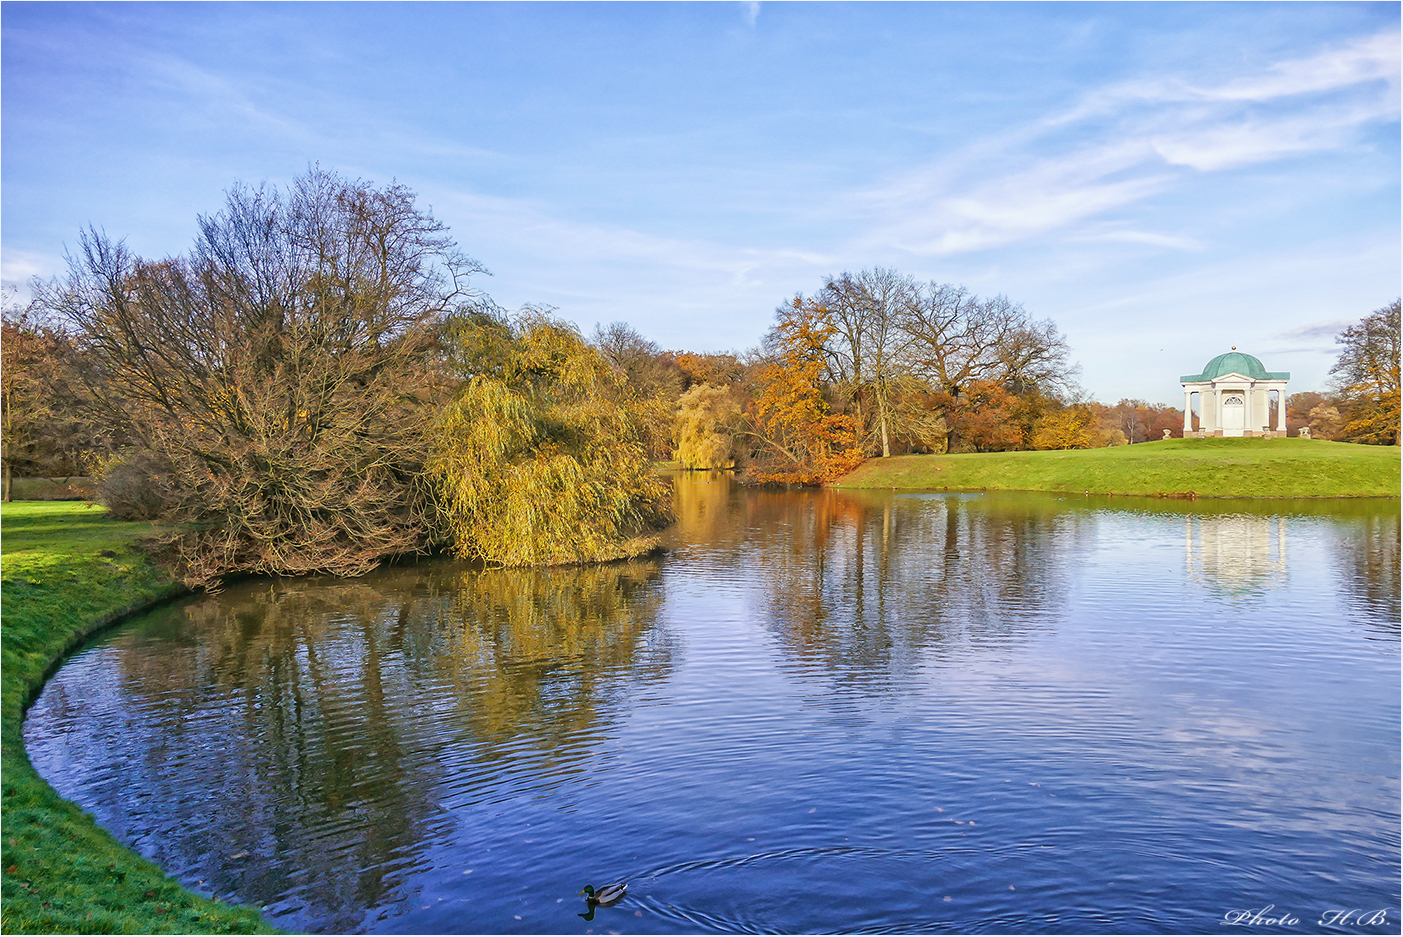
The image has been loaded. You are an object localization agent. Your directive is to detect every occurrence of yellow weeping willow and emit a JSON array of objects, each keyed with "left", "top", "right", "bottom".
[
  {"left": 673, "top": 383, "right": 741, "bottom": 469},
  {"left": 429, "top": 309, "right": 672, "bottom": 566}
]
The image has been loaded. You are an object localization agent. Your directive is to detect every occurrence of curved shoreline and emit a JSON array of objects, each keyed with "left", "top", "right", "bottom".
[{"left": 1, "top": 501, "right": 280, "bottom": 934}]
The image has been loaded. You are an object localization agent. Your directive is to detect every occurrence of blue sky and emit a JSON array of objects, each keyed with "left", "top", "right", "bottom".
[{"left": 3, "top": 2, "right": 1398, "bottom": 403}]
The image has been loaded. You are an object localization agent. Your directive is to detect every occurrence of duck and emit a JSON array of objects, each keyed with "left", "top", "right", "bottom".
[{"left": 579, "top": 883, "right": 627, "bottom": 906}]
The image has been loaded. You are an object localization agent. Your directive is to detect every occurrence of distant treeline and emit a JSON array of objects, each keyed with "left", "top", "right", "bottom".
[{"left": 2, "top": 170, "right": 1396, "bottom": 584}]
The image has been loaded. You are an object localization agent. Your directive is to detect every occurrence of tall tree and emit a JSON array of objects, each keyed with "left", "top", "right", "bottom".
[
  {"left": 937, "top": 379, "right": 1023, "bottom": 452},
  {"left": 1331, "top": 300, "right": 1400, "bottom": 445},
  {"left": 674, "top": 383, "right": 742, "bottom": 469},
  {"left": 746, "top": 297, "right": 865, "bottom": 485},
  {"left": 591, "top": 321, "right": 685, "bottom": 459},
  {"left": 898, "top": 283, "right": 1074, "bottom": 452},
  {"left": 2, "top": 291, "right": 125, "bottom": 499},
  {"left": 675, "top": 351, "right": 745, "bottom": 389},
  {"left": 1, "top": 297, "right": 81, "bottom": 498},
  {"left": 816, "top": 268, "right": 917, "bottom": 457},
  {"left": 35, "top": 168, "right": 478, "bottom": 585}
]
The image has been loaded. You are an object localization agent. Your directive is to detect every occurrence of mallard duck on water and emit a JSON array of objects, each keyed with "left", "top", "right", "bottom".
[
  {"left": 577, "top": 883, "right": 627, "bottom": 920},
  {"left": 579, "top": 883, "right": 627, "bottom": 905}
]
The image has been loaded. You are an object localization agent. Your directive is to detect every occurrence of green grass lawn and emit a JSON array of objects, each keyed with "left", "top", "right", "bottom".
[
  {"left": 834, "top": 437, "right": 1401, "bottom": 498},
  {"left": 5, "top": 478, "right": 95, "bottom": 502},
  {"left": 1, "top": 501, "right": 278, "bottom": 934}
]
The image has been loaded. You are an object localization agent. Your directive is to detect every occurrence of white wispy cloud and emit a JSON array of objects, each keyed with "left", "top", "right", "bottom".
[
  {"left": 858, "top": 30, "right": 1399, "bottom": 258},
  {"left": 1157, "top": 30, "right": 1397, "bottom": 104},
  {"left": 1066, "top": 226, "right": 1206, "bottom": 252},
  {"left": 1054, "top": 29, "right": 1398, "bottom": 119},
  {"left": 1150, "top": 114, "right": 1344, "bottom": 172},
  {"left": 865, "top": 141, "right": 1173, "bottom": 255}
]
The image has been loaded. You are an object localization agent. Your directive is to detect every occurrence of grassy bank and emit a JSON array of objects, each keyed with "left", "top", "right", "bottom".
[
  {"left": 5, "top": 477, "right": 95, "bottom": 501},
  {"left": 834, "top": 437, "right": 1400, "bottom": 498},
  {"left": 1, "top": 501, "right": 277, "bottom": 934}
]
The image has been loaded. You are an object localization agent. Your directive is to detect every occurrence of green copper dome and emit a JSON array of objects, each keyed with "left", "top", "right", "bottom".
[{"left": 1180, "top": 351, "right": 1289, "bottom": 383}]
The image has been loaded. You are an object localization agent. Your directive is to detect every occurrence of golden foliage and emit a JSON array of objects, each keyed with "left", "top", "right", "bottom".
[
  {"left": 430, "top": 311, "right": 671, "bottom": 566},
  {"left": 445, "top": 560, "right": 669, "bottom": 742},
  {"left": 674, "top": 383, "right": 741, "bottom": 469},
  {"left": 937, "top": 379, "right": 1023, "bottom": 453},
  {"left": 1309, "top": 403, "right": 1349, "bottom": 440},
  {"left": 1333, "top": 300, "right": 1401, "bottom": 445},
  {"left": 1032, "top": 405, "right": 1098, "bottom": 450},
  {"left": 747, "top": 298, "right": 866, "bottom": 485},
  {"left": 1032, "top": 404, "right": 1125, "bottom": 450},
  {"left": 674, "top": 351, "right": 744, "bottom": 388}
]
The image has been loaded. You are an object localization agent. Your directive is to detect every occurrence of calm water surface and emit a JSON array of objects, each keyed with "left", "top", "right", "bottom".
[{"left": 24, "top": 476, "right": 1400, "bottom": 934}]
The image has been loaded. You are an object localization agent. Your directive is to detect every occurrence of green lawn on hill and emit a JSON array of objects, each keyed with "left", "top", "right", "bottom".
[
  {"left": 834, "top": 437, "right": 1400, "bottom": 498},
  {"left": 1, "top": 501, "right": 277, "bottom": 934}
]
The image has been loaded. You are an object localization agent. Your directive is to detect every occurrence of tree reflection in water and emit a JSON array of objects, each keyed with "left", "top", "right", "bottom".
[
  {"left": 67, "top": 558, "right": 671, "bottom": 932},
  {"left": 23, "top": 479, "right": 1398, "bottom": 935},
  {"left": 440, "top": 560, "right": 674, "bottom": 754},
  {"left": 670, "top": 472, "right": 1086, "bottom": 689},
  {"left": 1330, "top": 510, "right": 1400, "bottom": 636}
]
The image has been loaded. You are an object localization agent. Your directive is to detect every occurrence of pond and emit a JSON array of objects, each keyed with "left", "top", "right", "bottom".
[{"left": 23, "top": 474, "right": 1400, "bottom": 934}]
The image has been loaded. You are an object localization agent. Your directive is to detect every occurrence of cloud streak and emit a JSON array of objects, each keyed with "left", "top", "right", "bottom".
[{"left": 858, "top": 30, "right": 1400, "bottom": 258}]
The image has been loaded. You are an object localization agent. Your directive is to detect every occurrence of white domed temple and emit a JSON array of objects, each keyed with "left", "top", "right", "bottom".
[{"left": 1180, "top": 350, "right": 1290, "bottom": 438}]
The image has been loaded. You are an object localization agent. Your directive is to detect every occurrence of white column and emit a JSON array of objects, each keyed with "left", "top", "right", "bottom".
[
  {"left": 1278, "top": 385, "right": 1288, "bottom": 433},
  {"left": 1183, "top": 387, "right": 1193, "bottom": 434}
]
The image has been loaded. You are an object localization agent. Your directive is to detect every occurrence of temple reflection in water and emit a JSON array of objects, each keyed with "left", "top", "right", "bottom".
[{"left": 1184, "top": 513, "right": 1288, "bottom": 597}]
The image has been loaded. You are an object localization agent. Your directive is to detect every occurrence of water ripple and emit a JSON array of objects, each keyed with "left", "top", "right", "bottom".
[{"left": 21, "top": 484, "right": 1400, "bottom": 934}]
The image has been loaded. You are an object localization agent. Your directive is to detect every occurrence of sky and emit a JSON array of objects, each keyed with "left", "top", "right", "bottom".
[{"left": 2, "top": 2, "right": 1398, "bottom": 404}]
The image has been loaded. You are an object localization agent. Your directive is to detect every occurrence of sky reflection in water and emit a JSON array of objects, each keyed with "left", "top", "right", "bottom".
[{"left": 24, "top": 475, "right": 1400, "bottom": 934}]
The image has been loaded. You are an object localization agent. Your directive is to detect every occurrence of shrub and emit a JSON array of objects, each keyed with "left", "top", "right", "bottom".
[{"left": 96, "top": 450, "right": 173, "bottom": 520}]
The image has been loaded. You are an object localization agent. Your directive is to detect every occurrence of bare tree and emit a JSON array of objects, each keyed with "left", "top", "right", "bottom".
[
  {"left": 815, "top": 268, "right": 918, "bottom": 457},
  {"left": 36, "top": 168, "right": 482, "bottom": 585},
  {"left": 899, "top": 284, "right": 1075, "bottom": 451},
  {"left": 995, "top": 316, "right": 1078, "bottom": 396},
  {"left": 0, "top": 291, "right": 105, "bottom": 499},
  {"left": 591, "top": 321, "right": 685, "bottom": 458}
]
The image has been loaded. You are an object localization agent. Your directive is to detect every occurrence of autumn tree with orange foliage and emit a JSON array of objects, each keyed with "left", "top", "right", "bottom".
[
  {"left": 675, "top": 351, "right": 746, "bottom": 390},
  {"left": 1, "top": 295, "right": 99, "bottom": 498},
  {"left": 1031, "top": 403, "right": 1126, "bottom": 450},
  {"left": 936, "top": 379, "right": 1023, "bottom": 452},
  {"left": 745, "top": 298, "right": 866, "bottom": 485},
  {"left": 1332, "top": 300, "right": 1400, "bottom": 445}
]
